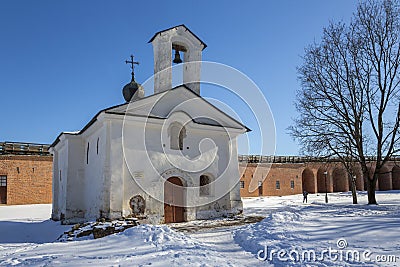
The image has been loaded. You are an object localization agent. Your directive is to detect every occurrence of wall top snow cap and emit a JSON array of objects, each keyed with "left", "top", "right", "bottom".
[{"left": 148, "top": 24, "right": 207, "bottom": 50}]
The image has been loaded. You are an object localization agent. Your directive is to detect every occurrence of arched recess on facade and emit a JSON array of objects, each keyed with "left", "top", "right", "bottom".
[
  {"left": 392, "top": 166, "right": 400, "bottom": 190},
  {"left": 351, "top": 165, "right": 364, "bottom": 191},
  {"left": 164, "top": 176, "right": 185, "bottom": 223},
  {"left": 378, "top": 166, "right": 392, "bottom": 191},
  {"left": 317, "top": 168, "right": 330, "bottom": 193},
  {"left": 332, "top": 168, "right": 349, "bottom": 192},
  {"left": 302, "top": 168, "right": 316, "bottom": 193}
]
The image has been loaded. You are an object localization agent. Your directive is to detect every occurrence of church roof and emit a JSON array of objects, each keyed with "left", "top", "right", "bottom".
[
  {"left": 50, "top": 85, "right": 250, "bottom": 148},
  {"left": 148, "top": 24, "right": 207, "bottom": 50},
  {"left": 105, "top": 84, "right": 250, "bottom": 130}
]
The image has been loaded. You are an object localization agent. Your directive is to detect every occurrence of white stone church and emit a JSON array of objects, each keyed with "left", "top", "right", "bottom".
[{"left": 49, "top": 25, "right": 248, "bottom": 224}]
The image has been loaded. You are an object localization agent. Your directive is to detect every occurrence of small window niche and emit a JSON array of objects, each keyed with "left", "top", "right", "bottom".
[{"left": 200, "top": 175, "right": 211, "bottom": 196}]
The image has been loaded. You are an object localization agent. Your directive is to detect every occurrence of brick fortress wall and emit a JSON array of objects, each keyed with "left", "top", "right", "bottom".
[
  {"left": 239, "top": 156, "right": 400, "bottom": 197},
  {"left": 0, "top": 155, "right": 52, "bottom": 204},
  {"left": 0, "top": 143, "right": 52, "bottom": 205}
]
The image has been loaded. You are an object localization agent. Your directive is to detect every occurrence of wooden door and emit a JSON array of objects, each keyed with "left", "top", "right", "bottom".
[
  {"left": 0, "top": 186, "right": 6, "bottom": 204},
  {"left": 164, "top": 177, "right": 184, "bottom": 223}
]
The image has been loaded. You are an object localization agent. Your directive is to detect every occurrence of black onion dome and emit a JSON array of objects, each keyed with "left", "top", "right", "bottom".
[{"left": 122, "top": 80, "right": 139, "bottom": 102}]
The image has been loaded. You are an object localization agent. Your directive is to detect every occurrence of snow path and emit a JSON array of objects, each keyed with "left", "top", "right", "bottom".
[{"left": 188, "top": 227, "right": 266, "bottom": 266}]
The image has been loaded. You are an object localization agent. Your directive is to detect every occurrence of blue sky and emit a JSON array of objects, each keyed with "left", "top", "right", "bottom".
[{"left": 0, "top": 0, "right": 357, "bottom": 155}]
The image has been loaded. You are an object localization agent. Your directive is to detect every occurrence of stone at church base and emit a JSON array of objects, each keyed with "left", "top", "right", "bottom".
[{"left": 58, "top": 218, "right": 140, "bottom": 241}]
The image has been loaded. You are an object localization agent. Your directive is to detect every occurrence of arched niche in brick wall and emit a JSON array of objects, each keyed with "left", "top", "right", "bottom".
[
  {"left": 316, "top": 168, "right": 331, "bottom": 193},
  {"left": 378, "top": 166, "right": 392, "bottom": 191},
  {"left": 332, "top": 168, "right": 349, "bottom": 192},
  {"left": 302, "top": 168, "right": 316, "bottom": 193},
  {"left": 392, "top": 166, "right": 400, "bottom": 190}
]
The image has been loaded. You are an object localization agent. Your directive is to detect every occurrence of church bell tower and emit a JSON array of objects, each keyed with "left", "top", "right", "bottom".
[{"left": 148, "top": 25, "right": 207, "bottom": 95}]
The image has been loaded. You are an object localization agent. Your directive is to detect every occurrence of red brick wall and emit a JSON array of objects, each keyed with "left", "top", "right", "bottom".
[
  {"left": 0, "top": 155, "right": 52, "bottom": 205},
  {"left": 239, "top": 161, "right": 400, "bottom": 197},
  {"left": 240, "top": 163, "right": 304, "bottom": 197}
]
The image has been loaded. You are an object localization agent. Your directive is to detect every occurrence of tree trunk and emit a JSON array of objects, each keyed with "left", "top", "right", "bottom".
[
  {"left": 367, "top": 177, "right": 378, "bottom": 205},
  {"left": 350, "top": 176, "right": 358, "bottom": 204}
]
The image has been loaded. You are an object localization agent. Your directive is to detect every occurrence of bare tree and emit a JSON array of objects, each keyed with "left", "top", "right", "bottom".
[{"left": 290, "top": 0, "right": 400, "bottom": 204}]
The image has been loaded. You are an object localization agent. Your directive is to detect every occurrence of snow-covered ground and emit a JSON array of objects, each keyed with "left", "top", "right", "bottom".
[{"left": 0, "top": 192, "right": 399, "bottom": 266}]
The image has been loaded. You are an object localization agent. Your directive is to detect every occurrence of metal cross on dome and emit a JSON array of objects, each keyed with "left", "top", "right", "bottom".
[{"left": 125, "top": 55, "right": 139, "bottom": 80}]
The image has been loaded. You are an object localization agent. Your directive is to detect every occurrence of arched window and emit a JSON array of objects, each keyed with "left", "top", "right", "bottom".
[
  {"left": 200, "top": 175, "right": 211, "bottom": 196},
  {"left": 169, "top": 122, "right": 186, "bottom": 150},
  {"left": 86, "top": 142, "right": 89, "bottom": 164},
  {"left": 96, "top": 137, "right": 99, "bottom": 155}
]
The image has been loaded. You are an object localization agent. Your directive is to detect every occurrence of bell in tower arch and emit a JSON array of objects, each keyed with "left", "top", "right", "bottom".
[
  {"left": 173, "top": 49, "right": 182, "bottom": 64},
  {"left": 172, "top": 44, "right": 186, "bottom": 64},
  {"left": 149, "top": 25, "right": 207, "bottom": 95}
]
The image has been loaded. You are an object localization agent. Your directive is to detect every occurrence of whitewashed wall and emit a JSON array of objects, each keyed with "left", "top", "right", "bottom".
[{"left": 81, "top": 121, "right": 108, "bottom": 220}]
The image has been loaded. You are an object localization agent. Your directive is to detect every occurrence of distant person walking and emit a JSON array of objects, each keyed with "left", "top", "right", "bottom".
[{"left": 303, "top": 191, "right": 308, "bottom": 203}]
